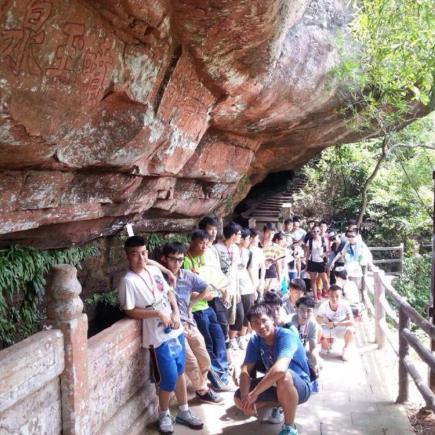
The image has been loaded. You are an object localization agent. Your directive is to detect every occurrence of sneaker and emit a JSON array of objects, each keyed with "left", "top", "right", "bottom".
[
  {"left": 262, "top": 406, "right": 284, "bottom": 424},
  {"left": 342, "top": 347, "right": 352, "bottom": 361},
  {"left": 175, "top": 409, "right": 204, "bottom": 430},
  {"left": 278, "top": 424, "right": 298, "bottom": 435},
  {"left": 196, "top": 389, "right": 224, "bottom": 404},
  {"left": 214, "top": 381, "right": 237, "bottom": 392},
  {"left": 158, "top": 412, "right": 174, "bottom": 434}
]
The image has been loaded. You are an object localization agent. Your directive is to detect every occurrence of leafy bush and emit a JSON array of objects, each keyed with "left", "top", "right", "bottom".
[
  {"left": 394, "top": 254, "right": 431, "bottom": 317},
  {"left": 0, "top": 243, "right": 99, "bottom": 348},
  {"left": 145, "top": 233, "right": 190, "bottom": 257},
  {"left": 85, "top": 290, "right": 118, "bottom": 307}
]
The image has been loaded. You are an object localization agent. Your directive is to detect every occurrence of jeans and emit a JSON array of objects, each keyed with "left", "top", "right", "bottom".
[
  {"left": 208, "top": 297, "right": 229, "bottom": 342},
  {"left": 193, "top": 307, "right": 229, "bottom": 385},
  {"left": 288, "top": 271, "right": 297, "bottom": 282}
]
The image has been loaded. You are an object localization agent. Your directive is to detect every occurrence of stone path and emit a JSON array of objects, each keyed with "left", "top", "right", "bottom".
[{"left": 147, "top": 314, "right": 414, "bottom": 434}]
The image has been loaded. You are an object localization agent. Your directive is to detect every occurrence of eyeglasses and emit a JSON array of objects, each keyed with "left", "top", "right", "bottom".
[{"left": 167, "top": 256, "right": 184, "bottom": 263}]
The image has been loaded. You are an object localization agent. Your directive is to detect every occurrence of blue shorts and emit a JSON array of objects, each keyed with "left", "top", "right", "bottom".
[
  {"left": 235, "top": 369, "right": 311, "bottom": 405},
  {"left": 154, "top": 334, "right": 185, "bottom": 392}
]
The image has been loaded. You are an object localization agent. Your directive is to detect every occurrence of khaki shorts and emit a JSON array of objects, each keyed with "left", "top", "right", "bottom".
[{"left": 322, "top": 325, "right": 354, "bottom": 339}]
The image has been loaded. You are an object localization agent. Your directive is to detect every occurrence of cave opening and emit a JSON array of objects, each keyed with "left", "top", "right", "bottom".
[{"left": 233, "top": 169, "right": 296, "bottom": 226}]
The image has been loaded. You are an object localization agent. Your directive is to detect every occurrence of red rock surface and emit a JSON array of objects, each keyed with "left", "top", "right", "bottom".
[{"left": 0, "top": 0, "right": 418, "bottom": 247}]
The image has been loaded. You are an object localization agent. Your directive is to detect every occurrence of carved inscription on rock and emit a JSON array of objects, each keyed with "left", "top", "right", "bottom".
[
  {"left": 0, "top": 0, "right": 52, "bottom": 76},
  {"left": 46, "top": 22, "right": 85, "bottom": 82},
  {"left": 1, "top": 0, "right": 114, "bottom": 101},
  {"left": 82, "top": 42, "right": 112, "bottom": 102}
]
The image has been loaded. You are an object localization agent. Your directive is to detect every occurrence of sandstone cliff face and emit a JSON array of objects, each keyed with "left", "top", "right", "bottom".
[{"left": 0, "top": 0, "right": 363, "bottom": 247}]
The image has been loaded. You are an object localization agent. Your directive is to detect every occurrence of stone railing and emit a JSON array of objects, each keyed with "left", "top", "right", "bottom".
[{"left": 0, "top": 265, "right": 157, "bottom": 435}]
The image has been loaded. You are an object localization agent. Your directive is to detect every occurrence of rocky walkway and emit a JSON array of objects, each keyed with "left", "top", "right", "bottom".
[{"left": 148, "top": 313, "right": 414, "bottom": 434}]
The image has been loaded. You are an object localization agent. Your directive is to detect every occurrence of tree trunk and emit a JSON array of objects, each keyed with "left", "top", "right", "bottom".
[{"left": 357, "top": 136, "right": 390, "bottom": 228}]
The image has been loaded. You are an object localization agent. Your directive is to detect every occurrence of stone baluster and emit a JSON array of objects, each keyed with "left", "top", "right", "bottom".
[{"left": 46, "top": 264, "right": 89, "bottom": 435}]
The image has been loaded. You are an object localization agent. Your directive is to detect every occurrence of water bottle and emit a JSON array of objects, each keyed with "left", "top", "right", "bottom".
[{"left": 167, "top": 337, "right": 182, "bottom": 357}]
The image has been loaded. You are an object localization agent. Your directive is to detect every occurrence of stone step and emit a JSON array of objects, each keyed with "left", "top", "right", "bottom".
[
  {"left": 251, "top": 213, "right": 279, "bottom": 217},
  {"left": 256, "top": 205, "right": 282, "bottom": 209},
  {"left": 240, "top": 173, "right": 309, "bottom": 222}
]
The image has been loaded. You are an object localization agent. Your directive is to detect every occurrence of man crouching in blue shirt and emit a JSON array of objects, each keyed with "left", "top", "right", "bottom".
[{"left": 234, "top": 303, "right": 311, "bottom": 435}]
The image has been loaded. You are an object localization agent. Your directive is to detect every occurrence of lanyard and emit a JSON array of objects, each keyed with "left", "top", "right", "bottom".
[
  {"left": 298, "top": 323, "right": 308, "bottom": 345},
  {"left": 186, "top": 253, "right": 204, "bottom": 272},
  {"left": 133, "top": 268, "right": 160, "bottom": 306}
]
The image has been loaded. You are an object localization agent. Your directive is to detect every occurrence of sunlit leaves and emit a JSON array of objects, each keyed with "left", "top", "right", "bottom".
[
  {"left": 293, "top": 112, "right": 434, "bottom": 247},
  {"left": 338, "top": 0, "right": 434, "bottom": 131}
]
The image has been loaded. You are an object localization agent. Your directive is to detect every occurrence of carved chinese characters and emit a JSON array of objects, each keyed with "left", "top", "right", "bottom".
[
  {"left": 0, "top": 0, "right": 114, "bottom": 100},
  {"left": 0, "top": 1, "right": 52, "bottom": 76},
  {"left": 46, "top": 22, "right": 85, "bottom": 81}
]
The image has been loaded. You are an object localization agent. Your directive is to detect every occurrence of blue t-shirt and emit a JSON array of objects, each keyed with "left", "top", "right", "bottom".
[
  {"left": 244, "top": 327, "right": 310, "bottom": 382},
  {"left": 174, "top": 269, "right": 207, "bottom": 323}
]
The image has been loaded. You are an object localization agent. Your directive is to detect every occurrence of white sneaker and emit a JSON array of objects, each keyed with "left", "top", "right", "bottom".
[
  {"left": 342, "top": 347, "right": 352, "bottom": 361},
  {"left": 175, "top": 409, "right": 203, "bottom": 430},
  {"left": 158, "top": 411, "right": 174, "bottom": 434},
  {"left": 262, "top": 406, "right": 284, "bottom": 424}
]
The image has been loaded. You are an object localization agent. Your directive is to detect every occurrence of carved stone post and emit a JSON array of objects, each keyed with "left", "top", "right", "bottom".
[{"left": 46, "top": 264, "right": 89, "bottom": 435}]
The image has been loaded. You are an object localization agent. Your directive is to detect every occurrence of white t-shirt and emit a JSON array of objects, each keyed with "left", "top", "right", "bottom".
[
  {"left": 290, "top": 314, "right": 319, "bottom": 349},
  {"left": 308, "top": 239, "right": 325, "bottom": 263},
  {"left": 343, "top": 280, "right": 359, "bottom": 304},
  {"left": 238, "top": 247, "right": 254, "bottom": 295},
  {"left": 248, "top": 246, "right": 265, "bottom": 289},
  {"left": 213, "top": 243, "right": 239, "bottom": 296},
  {"left": 290, "top": 228, "right": 306, "bottom": 243},
  {"left": 118, "top": 267, "right": 183, "bottom": 348},
  {"left": 204, "top": 245, "right": 221, "bottom": 270},
  {"left": 317, "top": 299, "right": 353, "bottom": 323}
]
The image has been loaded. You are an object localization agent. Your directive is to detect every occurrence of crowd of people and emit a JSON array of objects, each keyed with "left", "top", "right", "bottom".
[{"left": 118, "top": 216, "right": 373, "bottom": 435}]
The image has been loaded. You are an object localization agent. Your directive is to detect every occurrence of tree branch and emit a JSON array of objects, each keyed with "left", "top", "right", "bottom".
[
  {"left": 357, "top": 139, "right": 433, "bottom": 228},
  {"left": 388, "top": 143, "right": 435, "bottom": 152}
]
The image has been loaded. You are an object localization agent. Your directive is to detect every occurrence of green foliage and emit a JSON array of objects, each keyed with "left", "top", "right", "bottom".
[
  {"left": 292, "top": 113, "right": 435, "bottom": 247},
  {"left": 292, "top": 141, "right": 374, "bottom": 225},
  {"left": 336, "top": 0, "right": 434, "bottom": 131},
  {"left": 145, "top": 233, "right": 189, "bottom": 255},
  {"left": 394, "top": 254, "right": 431, "bottom": 317},
  {"left": 85, "top": 290, "right": 118, "bottom": 307},
  {"left": 0, "top": 243, "right": 99, "bottom": 347}
]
